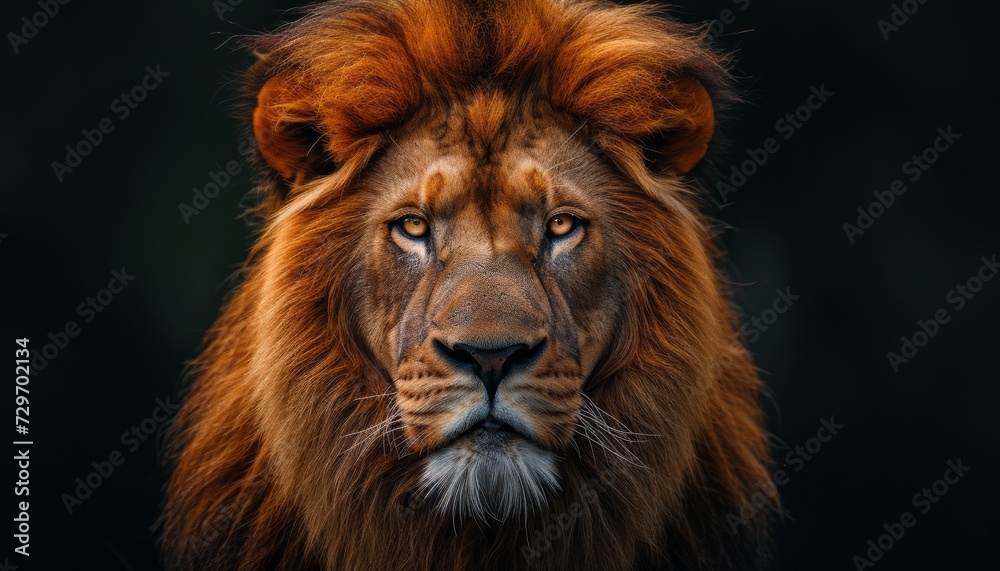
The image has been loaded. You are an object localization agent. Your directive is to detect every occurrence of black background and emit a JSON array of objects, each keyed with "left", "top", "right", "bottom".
[{"left": 3, "top": 0, "right": 998, "bottom": 569}]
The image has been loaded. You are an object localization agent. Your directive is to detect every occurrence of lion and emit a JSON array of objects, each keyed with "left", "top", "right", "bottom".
[{"left": 162, "top": 0, "right": 778, "bottom": 569}]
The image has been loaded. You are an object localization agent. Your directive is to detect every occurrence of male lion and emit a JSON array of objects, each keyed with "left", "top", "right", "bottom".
[{"left": 163, "top": 0, "right": 777, "bottom": 569}]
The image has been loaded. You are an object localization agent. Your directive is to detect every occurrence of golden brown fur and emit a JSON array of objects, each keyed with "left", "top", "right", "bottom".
[{"left": 162, "top": 1, "right": 777, "bottom": 569}]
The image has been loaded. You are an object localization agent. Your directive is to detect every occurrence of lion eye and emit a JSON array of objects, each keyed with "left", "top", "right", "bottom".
[
  {"left": 397, "top": 215, "right": 429, "bottom": 239},
  {"left": 546, "top": 214, "right": 578, "bottom": 238}
]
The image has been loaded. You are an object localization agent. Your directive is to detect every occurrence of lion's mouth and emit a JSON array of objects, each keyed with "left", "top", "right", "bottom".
[
  {"left": 427, "top": 413, "right": 542, "bottom": 457},
  {"left": 472, "top": 415, "right": 517, "bottom": 434},
  {"left": 457, "top": 415, "right": 527, "bottom": 448}
]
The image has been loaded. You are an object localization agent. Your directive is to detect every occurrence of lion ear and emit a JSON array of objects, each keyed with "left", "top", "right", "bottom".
[
  {"left": 642, "top": 77, "right": 716, "bottom": 176},
  {"left": 252, "top": 73, "right": 335, "bottom": 182}
]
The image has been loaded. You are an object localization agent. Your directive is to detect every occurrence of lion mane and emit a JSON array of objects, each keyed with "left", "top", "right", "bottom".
[{"left": 162, "top": 1, "right": 777, "bottom": 569}]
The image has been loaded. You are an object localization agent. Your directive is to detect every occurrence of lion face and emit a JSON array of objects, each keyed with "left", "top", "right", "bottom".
[{"left": 354, "top": 99, "right": 623, "bottom": 520}]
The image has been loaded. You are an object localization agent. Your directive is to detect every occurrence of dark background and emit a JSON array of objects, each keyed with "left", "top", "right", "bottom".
[{"left": 3, "top": 0, "right": 997, "bottom": 569}]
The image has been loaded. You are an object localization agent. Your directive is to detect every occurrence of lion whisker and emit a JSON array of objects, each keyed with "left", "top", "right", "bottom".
[
  {"left": 343, "top": 415, "right": 395, "bottom": 440},
  {"left": 577, "top": 410, "right": 652, "bottom": 444},
  {"left": 574, "top": 398, "right": 647, "bottom": 470},
  {"left": 576, "top": 418, "right": 645, "bottom": 469},
  {"left": 544, "top": 120, "right": 589, "bottom": 164},
  {"left": 580, "top": 394, "right": 658, "bottom": 438},
  {"left": 543, "top": 152, "right": 585, "bottom": 175},
  {"left": 354, "top": 388, "right": 395, "bottom": 401}
]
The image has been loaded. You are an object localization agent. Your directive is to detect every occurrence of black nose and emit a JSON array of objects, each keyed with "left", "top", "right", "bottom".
[{"left": 436, "top": 341, "right": 539, "bottom": 401}]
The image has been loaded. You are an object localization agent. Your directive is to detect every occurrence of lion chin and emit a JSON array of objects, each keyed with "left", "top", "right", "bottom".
[{"left": 420, "top": 422, "right": 559, "bottom": 522}]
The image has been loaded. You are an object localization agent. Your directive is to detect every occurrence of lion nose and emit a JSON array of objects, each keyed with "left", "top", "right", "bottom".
[{"left": 437, "top": 341, "right": 542, "bottom": 401}]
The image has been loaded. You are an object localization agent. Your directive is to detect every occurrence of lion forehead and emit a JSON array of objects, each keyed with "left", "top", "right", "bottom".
[{"left": 369, "top": 119, "right": 601, "bottom": 220}]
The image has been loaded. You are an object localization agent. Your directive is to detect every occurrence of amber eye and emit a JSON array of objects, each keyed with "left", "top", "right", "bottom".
[
  {"left": 396, "top": 215, "right": 429, "bottom": 239},
  {"left": 546, "top": 214, "right": 578, "bottom": 238}
]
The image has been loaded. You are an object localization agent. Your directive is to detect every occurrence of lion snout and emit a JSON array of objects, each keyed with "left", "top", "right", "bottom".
[{"left": 433, "top": 338, "right": 546, "bottom": 401}]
